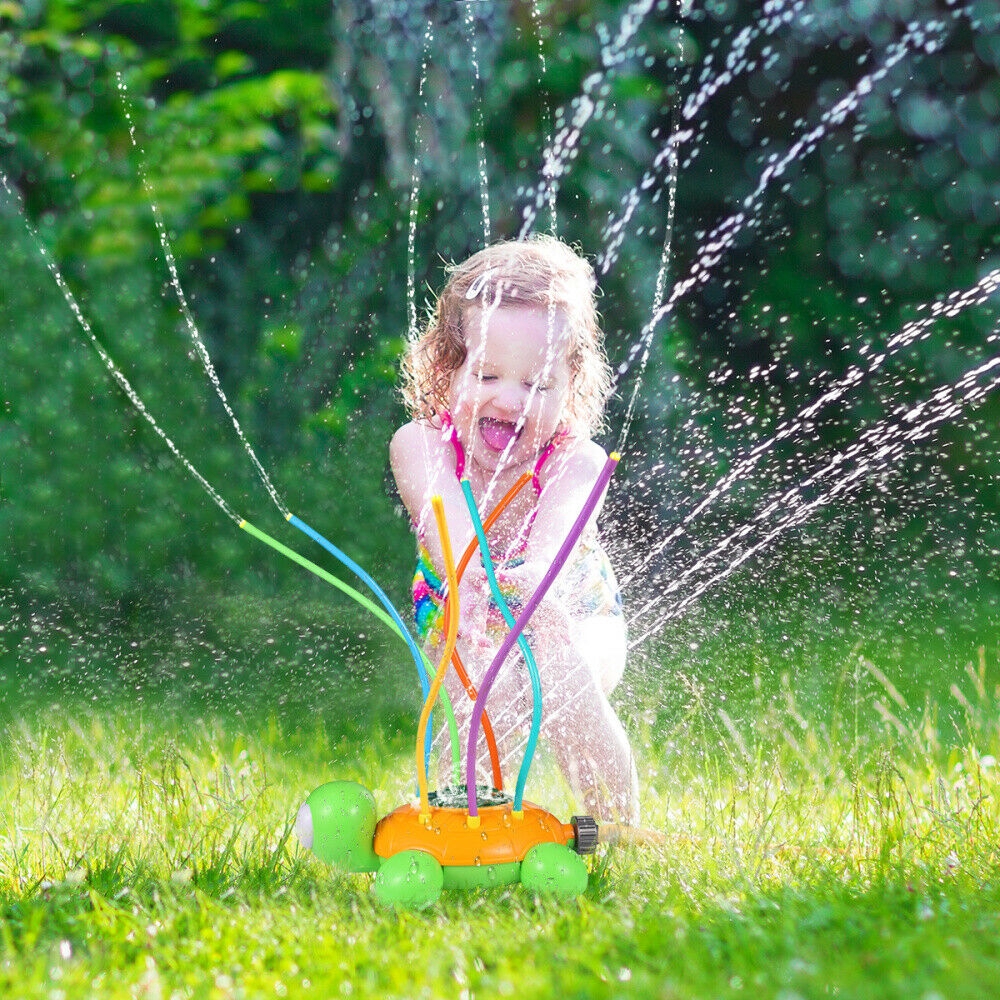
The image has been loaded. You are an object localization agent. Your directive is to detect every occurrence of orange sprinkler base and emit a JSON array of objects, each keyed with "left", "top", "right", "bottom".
[{"left": 374, "top": 800, "right": 576, "bottom": 867}]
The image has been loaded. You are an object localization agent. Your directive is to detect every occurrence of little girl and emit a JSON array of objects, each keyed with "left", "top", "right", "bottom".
[{"left": 390, "top": 234, "right": 640, "bottom": 824}]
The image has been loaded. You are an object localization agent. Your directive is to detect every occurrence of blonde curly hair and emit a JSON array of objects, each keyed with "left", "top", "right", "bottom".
[{"left": 400, "top": 235, "right": 613, "bottom": 437}]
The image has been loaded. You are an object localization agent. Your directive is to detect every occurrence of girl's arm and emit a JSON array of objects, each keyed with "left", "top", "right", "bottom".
[
  {"left": 390, "top": 420, "right": 480, "bottom": 567},
  {"left": 389, "top": 421, "right": 496, "bottom": 638},
  {"left": 390, "top": 421, "right": 491, "bottom": 637},
  {"left": 520, "top": 436, "right": 611, "bottom": 568}
]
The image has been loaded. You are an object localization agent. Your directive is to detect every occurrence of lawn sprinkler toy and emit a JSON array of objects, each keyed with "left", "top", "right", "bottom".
[
  {"left": 295, "top": 452, "right": 620, "bottom": 907},
  {"left": 296, "top": 782, "right": 597, "bottom": 908},
  {"left": 50, "top": 263, "right": 619, "bottom": 907}
]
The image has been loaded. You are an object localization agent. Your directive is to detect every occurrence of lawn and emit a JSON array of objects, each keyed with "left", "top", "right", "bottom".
[{"left": 1, "top": 587, "right": 999, "bottom": 999}]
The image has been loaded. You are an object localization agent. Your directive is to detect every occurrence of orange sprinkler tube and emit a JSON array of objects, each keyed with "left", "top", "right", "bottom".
[
  {"left": 415, "top": 496, "right": 461, "bottom": 819},
  {"left": 454, "top": 472, "right": 533, "bottom": 579},
  {"left": 446, "top": 646, "right": 502, "bottom": 790}
]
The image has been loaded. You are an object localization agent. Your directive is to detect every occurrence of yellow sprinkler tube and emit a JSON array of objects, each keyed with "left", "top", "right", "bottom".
[{"left": 414, "top": 496, "right": 461, "bottom": 821}]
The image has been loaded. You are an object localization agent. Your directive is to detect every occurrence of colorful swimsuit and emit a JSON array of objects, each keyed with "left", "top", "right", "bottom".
[{"left": 411, "top": 427, "right": 623, "bottom": 646}]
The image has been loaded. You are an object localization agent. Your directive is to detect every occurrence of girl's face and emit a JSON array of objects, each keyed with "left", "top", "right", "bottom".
[{"left": 447, "top": 304, "right": 573, "bottom": 474}]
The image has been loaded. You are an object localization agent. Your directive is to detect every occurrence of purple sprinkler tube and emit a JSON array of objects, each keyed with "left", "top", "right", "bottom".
[{"left": 464, "top": 451, "right": 621, "bottom": 818}]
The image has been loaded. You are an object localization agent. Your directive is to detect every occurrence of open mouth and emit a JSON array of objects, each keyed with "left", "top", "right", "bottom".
[{"left": 478, "top": 417, "right": 521, "bottom": 453}]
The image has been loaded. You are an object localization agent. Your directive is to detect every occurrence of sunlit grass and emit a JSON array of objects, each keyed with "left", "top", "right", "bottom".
[{"left": 2, "top": 606, "right": 1000, "bottom": 998}]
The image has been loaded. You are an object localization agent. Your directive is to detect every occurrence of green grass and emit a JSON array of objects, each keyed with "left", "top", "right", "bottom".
[{"left": 1, "top": 590, "right": 1000, "bottom": 998}]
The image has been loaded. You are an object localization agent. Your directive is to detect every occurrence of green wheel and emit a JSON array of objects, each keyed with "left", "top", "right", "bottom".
[
  {"left": 373, "top": 850, "right": 444, "bottom": 909},
  {"left": 521, "top": 842, "right": 589, "bottom": 898}
]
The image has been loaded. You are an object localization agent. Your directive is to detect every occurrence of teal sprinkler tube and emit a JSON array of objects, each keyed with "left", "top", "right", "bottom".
[
  {"left": 459, "top": 479, "right": 542, "bottom": 811},
  {"left": 238, "top": 518, "right": 461, "bottom": 782}
]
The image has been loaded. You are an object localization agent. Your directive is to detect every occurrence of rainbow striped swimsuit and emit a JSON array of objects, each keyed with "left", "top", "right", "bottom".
[{"left": 410, "top": 427, "right": 622, "bottom": 645}]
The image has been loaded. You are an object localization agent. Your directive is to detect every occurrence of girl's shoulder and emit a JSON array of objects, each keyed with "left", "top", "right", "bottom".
[
  {"left": 390, "top": 419, "right": 454, "bottom": 505},
  {"left": 390, "top": 418, "right": 447, "bottom": 459},
  {"left": 562, "top": 435, "right": 608, "bottom": 465},
  {"left": 538, "top": 434, "right": 607, "bottom": 487}
]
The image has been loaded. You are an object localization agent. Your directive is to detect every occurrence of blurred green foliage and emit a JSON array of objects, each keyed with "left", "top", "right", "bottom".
[{"left": 1, "top": 0, "right": 998, "bottom": 604}]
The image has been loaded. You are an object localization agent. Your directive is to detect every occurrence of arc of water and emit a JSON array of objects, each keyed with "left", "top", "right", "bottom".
[
  {"left": 620, "top": 266, "right": 1000, "bottom": 590},
  {"left": 599, "top": 0, "right": 804, "bottom": 275},
  {"left": 474, "top": 295, "right": 574, "bottom": 566},
  {"left": 629, "top": 345, "right": 1000, "bottom": 645},
  {"left": 407, "top": 19, "right": 435, "bottom": 343},
  {"left": 602, "top": 1, "right": 971, "bottom": 278},
  {"left": 115, "top": 71, "right": 290, "bottom": 520},
  {"left": 5, "top": 130, "right": 462, "bottom": 766},
  {"left": 401, "top": 17, "right": 483, "bottom": 531},
  {"left": 462, "top": 2, "right": 491, "bottom": 244},
  {"left": 609, "top": 17, "right": 940, "bottom": 402},
  {"left": 614, "top": 0, "right": 687, "bottom": 451},
  {"left": 1, "top": 172, "right": 241, "bottom": 526},
  {"left": 1, "top": 166, "right": 455, "bottom": 665},
  {"left": 449, "top": 278, "right": 550, "bottom": 524},
  {"left": 111, "top": 73, "right": 463, "bottom": 746},
  {"left": 529, "top": 0, "right": 558, "bottom": 230},
  {"left": 518, "top": 0, "right": 657, "bottom": 239},
  {"left": 524, "top": 0, "right": 814, "bottom": 255},
  {"left": 681, "top": 0, "right": 804, "bottom": 126}
]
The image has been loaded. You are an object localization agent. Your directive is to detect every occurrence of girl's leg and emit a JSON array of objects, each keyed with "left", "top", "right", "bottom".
[
  {"left": 430, "top": 637, "right": 522, "bottom": 792},
  {"left": 496, "top": 599, "right": 639, "bottom": 823},
  {"left": 430, "top": 608, "right": 639, "bottom": 824},
  {"left": 540, "top": 613, "right": 639, "bottom": 824}
]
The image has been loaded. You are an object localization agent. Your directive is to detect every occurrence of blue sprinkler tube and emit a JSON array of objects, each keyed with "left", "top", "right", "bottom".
[
  {"left": 459, "top": 479, "right": 542, "bottom": 811},
  {"left": 286, "top": 513, "right": 458, "bottom": 780}
]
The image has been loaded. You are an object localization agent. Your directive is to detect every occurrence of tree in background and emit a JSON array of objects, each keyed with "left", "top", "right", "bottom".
[
  {"left": 1, "top": 0, "right": 998, "bottom": 609},
  {"left": 0, "top": 0, "right": 681, "bottom": 598}
]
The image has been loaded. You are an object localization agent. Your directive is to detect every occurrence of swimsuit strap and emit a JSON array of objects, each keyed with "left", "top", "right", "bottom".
[
  {"left": 440, "top": 411, "right": 466, "bottom": 479},
  {"left": 531, "top": 428, "right": 568, "bottom": 495}
]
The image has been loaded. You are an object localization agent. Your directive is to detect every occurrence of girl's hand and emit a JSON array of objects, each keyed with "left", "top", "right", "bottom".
[
  {"left": 496, "top": 559, "right": 547, "bottom": 599},
  {"left": 456, "top": 564, "right": 491, "bottom": 644}
]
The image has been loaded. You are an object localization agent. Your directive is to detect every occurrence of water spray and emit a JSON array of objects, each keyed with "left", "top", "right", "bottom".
[
  {"left": 6, "top": 157, "right": 606, "bottom": 901},
  {"left": 115, "top": 71, "right": 290, "bottom": 521},
  {"left": 621, "top": 266, "right": 1000, "bottom": 594},
  {"left": 9, "top": 1, "right": 999, "bottom": 911},
  {"left": 629, "top": 339, "right": 1000, "bottom": 644},
  {"left": 465, "top": 452, "right": 620, "bottom": 817}
]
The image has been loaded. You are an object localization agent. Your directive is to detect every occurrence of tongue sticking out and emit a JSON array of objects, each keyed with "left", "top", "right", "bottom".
[{"left": 479, "top": 417, "right": 519, "bottom": 453}]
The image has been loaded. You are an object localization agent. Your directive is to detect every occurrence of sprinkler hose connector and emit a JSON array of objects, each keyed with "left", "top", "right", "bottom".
[{"left": 572, "top": 815, "right": 599, "bottom": 855}]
